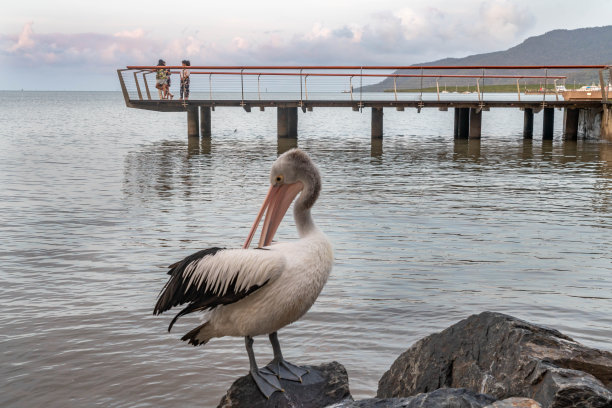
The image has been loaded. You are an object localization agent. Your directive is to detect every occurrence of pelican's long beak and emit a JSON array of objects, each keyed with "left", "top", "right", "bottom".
[{"left": 243, "top": 182, "right": 303, "bottom": 249}]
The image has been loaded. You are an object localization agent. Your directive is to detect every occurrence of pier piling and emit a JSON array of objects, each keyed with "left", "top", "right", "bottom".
[
  {"left": 187, "top": 107, "right": 199, "bottom": 138},
  {"left": 460, "top": 108, "right": 470, "bottom": 139},
  {"left": 287, "top": 107, "right": 298, "bottom": 138},
  {"left": 563, "top": 108, "right": 579, "bottom": 140},
  {"left": 454, "top": 108, "right": 470, "bottom": 139},
  {"left": 200, "top": 107, "right": 211, "bottom": 139},
  {"left": 371, "top": 107, "right": 383, "bottom": 139},
  {"left": 454, "top": 109, "right": 459, "bottom": 138},
  {"left": 523, "top": 108, "right": 534, "bottom": 139},
  {"left": 277, "top": 108, "right": 289, "bottom": 138},
  {"left": 469, "top": 108, "right": 482, "bottom": 139},
  {"left": 602, "top": 106, "right": 612, "bottom": 142},
  {"left": 277, "top": 107, "right": 298, "bottom": 139},
  {"left": 543, "top": 108, "right": 554, "bottom": 140},
  {"left": 277, "top": 137, "right": 297, "bottom": 155}
]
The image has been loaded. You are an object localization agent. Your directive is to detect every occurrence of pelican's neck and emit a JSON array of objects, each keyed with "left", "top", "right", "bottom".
[
  {"left": 294, "top": 205, "right": 315, "bottom": 237},
  {"left": 294, "top": 185, "right": 318, "bottom": 237}
]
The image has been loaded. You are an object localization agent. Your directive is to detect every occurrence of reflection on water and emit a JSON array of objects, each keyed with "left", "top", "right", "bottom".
[
  {"left": 453, "top": 139, "right": 481, "bottom": 160},
  {"left": 520, "top": 139, "right": 534, "bottom": 162},
  {"left": 123, "top": 140, "right": 215, "bottom": 202},
  {"left": 371, "top": 138, "right": 383, "bottom": 159},
  {"left": 188, "top": 135, "right": 212, "bottom": 156},
  {"left": 1, "top": 92, "right": 612, "bottom": 408}
]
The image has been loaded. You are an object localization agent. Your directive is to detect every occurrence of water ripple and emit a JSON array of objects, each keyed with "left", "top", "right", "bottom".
[{"left": 1, "top": 92, "right": 611, "bottom": 407}]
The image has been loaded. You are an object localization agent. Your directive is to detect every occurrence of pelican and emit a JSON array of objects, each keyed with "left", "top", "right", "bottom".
[{"left": 154, "top": 148, "right": 333, "bottom": 398}]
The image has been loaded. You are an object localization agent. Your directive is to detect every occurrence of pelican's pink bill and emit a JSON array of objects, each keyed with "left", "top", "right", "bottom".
[
  {"left": 243, "top": 186, "right": 275, "bottom": 249},
  {"left": 258, "top": 182, "right": 303, "bottom": 248}
]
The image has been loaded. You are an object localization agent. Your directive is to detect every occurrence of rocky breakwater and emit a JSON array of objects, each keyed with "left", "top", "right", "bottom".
[
  {"left": 377, "top": 311, "right": 612, "bottom": 408},
  {"left": 216, "top": 312, "right": 612, "bottom": 407}
]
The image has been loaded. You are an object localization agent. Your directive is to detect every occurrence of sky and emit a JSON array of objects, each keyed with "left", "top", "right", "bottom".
[{"left": 2, "top": 0, "right": 612, "bottom": 90}]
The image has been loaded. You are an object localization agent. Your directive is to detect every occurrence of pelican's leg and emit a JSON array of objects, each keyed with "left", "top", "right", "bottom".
[
  {"left": 262, "top": 332, "right": 309, "bottom": 382},
  {"left": 245, "top": 336, "right": 284, "bottom": 398}
]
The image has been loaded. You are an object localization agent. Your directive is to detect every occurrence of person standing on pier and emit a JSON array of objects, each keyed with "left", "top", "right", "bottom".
[
  {"left": 155, "top": 59, "right": 167, "bottom": 99},
  {"left": 165, "top": 66, "right": 173, "bottom": 100},
  {"left": 180, "top": 60, "right": 191, "bottom": 100}
]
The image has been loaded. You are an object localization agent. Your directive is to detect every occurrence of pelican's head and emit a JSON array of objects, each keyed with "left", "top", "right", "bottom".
[{"left": 243, "top": 149, "right": 321, "bottom": 249}]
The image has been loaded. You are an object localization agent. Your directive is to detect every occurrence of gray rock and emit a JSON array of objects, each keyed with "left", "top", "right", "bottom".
[
  {"left": 217, "top": 361, "right": 351, "bottom": 408},
  {"left": 484, "top": 397, "right": 541, "bottom": 408},
  {"left": 327, "top": 388, "right": 496, "bottom": 408},
  {"left": 377, "top": 312, "right": 612, "bottom": 408}
]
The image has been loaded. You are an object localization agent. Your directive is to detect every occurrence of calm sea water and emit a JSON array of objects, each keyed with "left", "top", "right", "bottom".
[{"left": 1, "top": 91, "right": 611, "bottom": 407}]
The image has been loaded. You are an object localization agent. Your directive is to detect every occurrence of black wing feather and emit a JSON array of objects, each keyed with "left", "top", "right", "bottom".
[
  {"left": 153, "top": 246, "right": 268, "bottom": 332},
  {"left": 154, "top": 247, "right": 225, "bottom": 316},
  {"left": 166, "top": 274, "right": 266, "bottom": 332}
]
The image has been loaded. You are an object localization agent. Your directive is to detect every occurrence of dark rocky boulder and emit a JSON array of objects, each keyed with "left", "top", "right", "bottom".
[
  {"left": 217, "top": 361, "right": 351, "bottom": 408},
  {"left": 328, "top": 388, "right": 496, "bottom": 407},
  {"left": 377, "top": 312, "right": 612, "bottom": 408}
]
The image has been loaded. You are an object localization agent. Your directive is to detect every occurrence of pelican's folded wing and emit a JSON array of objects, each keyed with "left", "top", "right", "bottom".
[{"left": 153, "top": 247, "right": 284, "bottom": 331}]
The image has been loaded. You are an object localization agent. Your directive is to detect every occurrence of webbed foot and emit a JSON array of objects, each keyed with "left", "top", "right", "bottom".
[
  {"left": 263, "top": 358, "right": 309, "bottom": 382},
  {"left": 250, "top": 368, "right": 284, "bottom": 399}
]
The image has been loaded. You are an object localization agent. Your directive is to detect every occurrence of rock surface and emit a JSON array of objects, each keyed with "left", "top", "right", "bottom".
[
  {"left": 484, "top": 397, "right": 542, "bottom": 408},
  {"left": 217, "top": 361, "right": 351, "bottom": 408},
  {"left": 327, "top": 388, "right": 496, "bottom": 407},
  {"left": 377, "top": 312, "right": 612, "bottom": 408}
]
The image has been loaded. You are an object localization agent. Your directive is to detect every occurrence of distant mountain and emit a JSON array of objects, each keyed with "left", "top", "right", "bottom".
[{"left": 365, "top": 26, "right": 612, "bottom": 91}]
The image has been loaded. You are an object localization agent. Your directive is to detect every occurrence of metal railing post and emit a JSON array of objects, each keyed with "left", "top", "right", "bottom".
[
  {"left": 436, "top": 79, "right": 440, "bottom": 101},
  {"left": 599, "top": 69, "right": 608, "bottom": 103},
  {"left": 305, "top": 75, "right": 309, "bottom": 100},
  {"left": 133, "top": 71, "right": 143, "bottom": 100},
  {"left": 481, "top": 68, "right": 485, "bottom": 102},
  {"left": 350, "top": 76, "right": 353, "bottom": 102},
  {"left": 393, "top": 76, "right": 397, "bottom": 101},
  {"left": 258, "top": 74, "right": 261, "bottom": 100},
  {"left": 209, "top": 74, "right": 212, "bottom": 100},
  {"left": 608, "top": 66, "right": 612, "bottom": 101},
  {"left": 240, "top": 69, "right": 244, "bottom": 105},
  {"left": 419, "top": 67, "right": 424, "bottom": 102},
  {"left": 360, "top": 67, "right": 363, "bottom": 112},
  {"left": 516, "top": 79, "right": 521, "bottom": 101},
  {"left": 543, "top": 68, "right": 548, "bottom": 103},
  {"left": 143, "top": 72, "right": 152, "bottom": 100},
  {"left": 117, "top": 69, "right": 131, "bottom": 106},
  {"left": 299, "top": 69, "right": 303, "bottom": 105}
]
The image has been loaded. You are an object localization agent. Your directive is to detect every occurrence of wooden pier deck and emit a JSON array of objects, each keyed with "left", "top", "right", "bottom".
[
  {"left": 127, "top": 98, "right": 604, "bottom": 112},
  {"left": 118, "top": 65, "right": 612, "bottom": 142}
]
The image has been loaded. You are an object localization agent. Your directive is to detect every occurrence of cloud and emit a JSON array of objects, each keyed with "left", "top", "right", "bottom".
[
  {"left": 9, "top": 21, "right": 35, "bottom": 52},
  {"left": 207, "top": 2, "right": 536, "bottom": 65},
  {"left": 114, "top": 28, "right": 145, "bottom": 39},
  {"left": 476, "top": 0, "right": 535, "bottom": 42},
  {"left": 2, "top": 2, "right": 536, "bottom": 73},
  {"left": 1, "top": 22, "right": 160, "bottom": 71}
]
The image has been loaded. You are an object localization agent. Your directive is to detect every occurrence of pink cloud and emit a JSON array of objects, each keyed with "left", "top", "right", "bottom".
[
  {"left": 2, "top": 22, "right": 160, "bottom": 70},
  {"left": 9, "top": 21, "right": 35, "bottom": 52}
]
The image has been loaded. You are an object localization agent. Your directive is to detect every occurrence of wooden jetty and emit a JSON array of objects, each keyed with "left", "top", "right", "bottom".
[{"left": 118, "top": 65, "right": 612, "bottom": 142}]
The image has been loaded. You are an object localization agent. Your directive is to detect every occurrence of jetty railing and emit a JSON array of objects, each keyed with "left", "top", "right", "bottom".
[
  {"left": 118, "top": 65, "right": 611, "bottom": 106},
  {"left": 117, "top": 65, "right": 612, "bottom": 142}
]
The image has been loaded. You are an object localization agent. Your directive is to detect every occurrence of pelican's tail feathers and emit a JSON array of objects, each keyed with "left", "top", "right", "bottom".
[{"left": 181, "top": 322, "right": 213, "bottom": 346}]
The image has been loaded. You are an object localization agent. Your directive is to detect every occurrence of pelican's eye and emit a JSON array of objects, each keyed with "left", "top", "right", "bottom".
[{"left": 275, "top": 175, "right": 284, "bottom": 184}]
